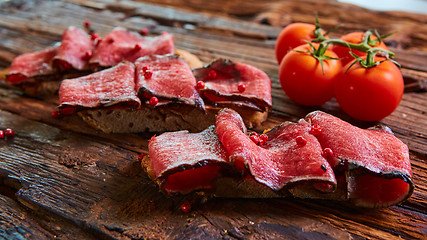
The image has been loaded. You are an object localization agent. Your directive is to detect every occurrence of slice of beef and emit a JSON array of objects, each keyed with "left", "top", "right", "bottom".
[
  {"left": 6, "top": 47, "right": 57, "bottom": 84},
  {"left": 135, "top": 54, "right": 204, "bottom": 109},
  {"left": 89, "top": 28, "right": 174, "bottom": 68},
  {"left": 58, "top": 61, "right": 140, "bottom": 111},
  {"left": 305, "top": 111, "right": 414, "bottom": 207},
  {"left": 194, "top": 59, "right": 272, "bottom": 111},
  {"left": 215, "top": 108, "right": 336, "bottom": 193},
  {"left": 52, "top": 26, "right": 95, "bottom": 71},
  {"left": 146, "top": 126, "right": 229, "bottom": 195}
]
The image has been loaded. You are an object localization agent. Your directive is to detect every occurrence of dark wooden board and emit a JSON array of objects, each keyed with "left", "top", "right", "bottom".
[{"left": 0, "top": 0, "right": 426, "bottom": 239}]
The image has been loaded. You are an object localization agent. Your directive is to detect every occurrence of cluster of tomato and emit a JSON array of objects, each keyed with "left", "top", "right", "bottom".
[{"left": 275, "top": 22, "right": 404, "bottom": 121}]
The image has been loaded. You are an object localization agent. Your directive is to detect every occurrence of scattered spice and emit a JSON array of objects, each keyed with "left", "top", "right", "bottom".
[
  {"left": 144, "top": 70, "right": 153, "bottom": 79},
  {"left": 141, "top": 28, "right": 149, "bottom": 36},
  {"left": 250, "top": 133, "right": 260, "bottom": 145},
  {"left": 134, "top": 43, "right": 142, "bottom": 51},
  {"left": 322, "top": 148, "right": 333, "bottom": 159},
  {"left": 90, "top": 33, "right": 98, "bottom": 40},
  {"left": 143, "top": 65, "right": 150, "bottom": 72},
  {"left": 260, "top": 134, "right": 268, "bottom": 142},
  {"left": 238, "top": 84, "right": 246, "bottom": 93},
  {"left": 295, "top": 136, "right": 307, "bottom": 146},
  {"left": 196, "top": 81, "right": 205, "bottom": 89},
  {"left": 149, "top": 96, "right": 158, "bottom": 106},
  {"left": 83, "top": 20, "right": 91, "bottom": 28},
  {"left": 4, "top": 128, "right": 15, "bottom": 138},
  {"left": 83, "top": 51, "right": 92, "bottom": 60},
  {"left": 181, "top": 201, "right": 192, "bottom": 213},
  {"left": 108, "top": 38, "right": 114, "bottom": 43},
  {"left": 310, "top": 124, "right": 322, "bottom": 135},
  {"left": 208, "top": 70, "right": 217, "bottom": 79}
]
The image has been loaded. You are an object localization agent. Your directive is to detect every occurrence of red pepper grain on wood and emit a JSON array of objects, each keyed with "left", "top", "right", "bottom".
[
  {"left": 141, "top": 28, "right": 149, "bottom": 36},
  {"left": 181, "top": 201, "right": 192, "bottom": 213},
  {"left": 83, "top": 20, "right": 91, "bottom": 28},
  {"left": 0, "top": 130, "right": 4, "bottom": 139},
  {"left": 4, "top": 128, "right": 15, "bottom": 138}
]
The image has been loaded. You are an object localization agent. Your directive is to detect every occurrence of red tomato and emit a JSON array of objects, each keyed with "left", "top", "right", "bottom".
[
  {"left": 275, "top": 23, "right": 319, "bottom": 64},
  {"left": 332, "top": 32, "right": 388, "bottom": 66},
  {"left": 334, "top": 58, "right": 403, "bottom": 121},
  {"left": 279, "top": 44, "right": 342, "bottom": 106}
]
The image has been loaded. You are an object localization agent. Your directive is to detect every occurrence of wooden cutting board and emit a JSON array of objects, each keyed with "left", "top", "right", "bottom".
[{"left": 0, "top": 0, "right": 425, "bottom": 239}]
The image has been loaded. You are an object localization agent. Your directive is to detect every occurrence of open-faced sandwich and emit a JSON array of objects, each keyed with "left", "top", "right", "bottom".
[{"left": 143, "top": 109, "right": 414, "bottom": 208}]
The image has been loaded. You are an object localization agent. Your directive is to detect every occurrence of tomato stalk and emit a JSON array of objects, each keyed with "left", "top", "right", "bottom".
[
  {"left": 323, "top": 30, "right": 395, "bottom": 59},
  {"left": 296, "top": 42, "right": 338, "bottom": 75}
]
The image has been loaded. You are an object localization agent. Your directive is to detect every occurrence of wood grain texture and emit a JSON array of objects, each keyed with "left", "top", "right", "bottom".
[{"left": 0, "top": 0, "right": 426, "bottom": 239}]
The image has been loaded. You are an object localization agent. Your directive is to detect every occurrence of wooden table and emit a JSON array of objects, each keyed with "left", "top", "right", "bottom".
[{"left": 0, "top": 0, "right": 425, "bottom": 239}]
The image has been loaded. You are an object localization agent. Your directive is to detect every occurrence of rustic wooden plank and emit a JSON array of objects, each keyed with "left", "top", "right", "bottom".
[{"left": 0, "top": 110, "right": 364, "bottom": 240}]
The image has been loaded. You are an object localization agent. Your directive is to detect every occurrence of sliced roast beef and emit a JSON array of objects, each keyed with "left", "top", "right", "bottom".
[
  {"left": 89, "top": 28, "right": 174, "bottom": 68},
  {"left": 194, "top": 59, "right": 272, "bottom": 111},
  {"left": 215, "top": 108, "right": 336, "bottom": 193},
  {"left": 146, "top": 126, "right": 229, "bottom": 195},
  {"left": 59, "top": 61, "right": 140, "bottom": 111},
  {"left": 6, "top": 47, "right": 57, "bottom": 84},
  {"left": 53, "top": 26, "right": 95, "bottom": 71},
  {"left": 135, "top": 54, "right": 204, "bottom": 109},
  {"left": 305, "top": 111, "right": 414, "bottom": 207}
]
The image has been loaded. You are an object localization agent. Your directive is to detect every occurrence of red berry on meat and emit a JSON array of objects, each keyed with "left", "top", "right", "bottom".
[
  {"left": 238, "top": 84, "right": 246, "bottom": 93},
  {"left": 149, "top": 97, "right": 159, "bottom": 106},
  {"left": 143, "top": 65, "right": 150, "bottom": 72},
  {"left": 90, "top": 33, "right": 98, "bottom": 40},
  {"left": 295, "top": 136, "right": 307, "bottom": 146},
  {"left": 145, "top": 71, "right": 153, "bottom": 79},
  {"left": 208, "top": 70, "right": 217, "bottom": 79},
  {"left": 250, "top": 134, "right": 260, "bottom": 145},
  {"left": 134, "top": 44, "right": 142, "bottom": 51},
  {"left": 310, "top": 124, "right": 322, "bottom": 136},
  {"left": 196, "top": 81, "right": 205, "bottom": 89}
]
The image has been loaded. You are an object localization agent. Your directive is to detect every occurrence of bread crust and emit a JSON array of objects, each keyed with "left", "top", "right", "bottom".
[{"left": 78, "top": 104, "right": 268, "bottom": 133}]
